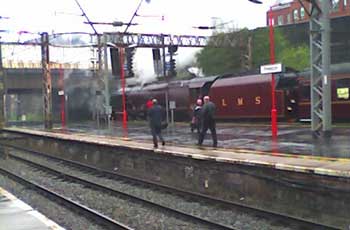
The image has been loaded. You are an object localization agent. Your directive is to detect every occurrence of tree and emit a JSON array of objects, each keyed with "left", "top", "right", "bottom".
[
  {"left": 195, "top": 32, "right": 242, "bottom": 75},
  {"left": 252, "top": 27, "right": 309, "bottom": 71},
  {"left": 195, "top": 27, "right": 310, "bottom": 76},
  {"left": 280, "top": 45, "right": 309, "bottom": 70}
]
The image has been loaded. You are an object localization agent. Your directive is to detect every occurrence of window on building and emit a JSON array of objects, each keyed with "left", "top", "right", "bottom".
[
  {"left": 277, "top": 15, "right": 283, "bottom": 25},
  {"left": 293, "top": 9, "right": 299, "bottom": 21},
  {"left": 344, "top": 0, "right": 348, "bottom": 7},
  {"left": 332, "top": 0, "right": 340, "bottom": 11},
  {"left": 287, "top": 14, "right": 291, "bottom": 24},
  {"left": 300, "top": 7, "right": 305, "bottom": 19}
]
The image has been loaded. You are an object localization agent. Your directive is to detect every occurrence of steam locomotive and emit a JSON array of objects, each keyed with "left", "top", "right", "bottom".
[{"left": 110, "top": 63, "right": 350, "bottom": 122}]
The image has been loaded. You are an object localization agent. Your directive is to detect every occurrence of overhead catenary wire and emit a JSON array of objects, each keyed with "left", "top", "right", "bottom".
[
  {"left": 124, "top": 0, "right": 151, "bottom": 33},
  {"left": 73, "top": 0, "right": 99, "bottom": 35}
]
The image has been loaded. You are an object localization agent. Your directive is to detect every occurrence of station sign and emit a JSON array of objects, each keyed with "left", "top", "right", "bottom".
[
  {"left": 169, "top": 101, "right": 176, "bottom": 109},
  {"left": 260, "top": 63, "right": 283, "bottom": 74}
]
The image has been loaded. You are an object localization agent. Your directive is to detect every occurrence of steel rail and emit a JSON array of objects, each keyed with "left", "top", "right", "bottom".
[
  {"left": 5, "top": 151, "right": 237, "bottom": 230},
  {"left": 0, "top": 167, "right": 133, "bottom": 230},
  {"left": 1, "top": 143, "right": 339, "bottom": 230}
]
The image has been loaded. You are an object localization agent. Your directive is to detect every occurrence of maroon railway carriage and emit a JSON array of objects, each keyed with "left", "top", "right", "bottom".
[
  {"left": 111, "top": 83, "right": 168, "bottom": 120},
  {"left": 208, "top": 74, "right": 298, "bottom": 121},
  {"left": 207, "top": 68, "right": 350, "bottom": 122},
  {"left": 111, "top": 80, "right": 192, "bottom": 121},
  {"left": 111, "top": 64, "right": 350, "bottom": 122},
  {"left": 297, "top": 72, "right": 350, "bottom": 121},
  {"left": 187, "top": 76, "right": 219, "bottom": 115}
]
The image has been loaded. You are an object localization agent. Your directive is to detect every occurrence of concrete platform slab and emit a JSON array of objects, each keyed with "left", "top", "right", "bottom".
[
  {"left": 3, "top": 126, "right": 350, "bottom": 178},
  {"left": 0, "top": 188, "right": 65, "bottom": 230}
]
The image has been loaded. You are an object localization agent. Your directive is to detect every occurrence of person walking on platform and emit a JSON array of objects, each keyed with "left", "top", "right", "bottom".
[
  {"left": 198, "top": 96, "right": 217, "bottom": 147},
  {"left": 191, "top": 99, "right": 203, "bottom": 133},
  {"left": 148, "top": 99, "right": 165, "bottom": 148},
  {"left": 146, "top": 98, "right": 153, "bottom": 110},
  {"left": 144, "top": 98, "right": 153, "bottom": 120}
]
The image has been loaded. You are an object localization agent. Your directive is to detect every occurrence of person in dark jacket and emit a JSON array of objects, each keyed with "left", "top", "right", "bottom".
[
  {"left": 198, "top": 96, "right": 217, "bottom": 147},
  {"left": 191, "top": 99, "right": 202, "bottom": 133},
  {"left": 148, "top": 99, "right": 165, "bottom": 148}
]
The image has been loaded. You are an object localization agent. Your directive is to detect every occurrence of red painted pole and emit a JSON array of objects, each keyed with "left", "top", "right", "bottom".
[
  {"left": 119, "top": 48, "right": 128, "bottom": 138},
  {"left": 269, "top": 6, "right": 278, "bottom": 138},
  {"left": 59, "top": 64, "right": 66, "bottom": 128}
]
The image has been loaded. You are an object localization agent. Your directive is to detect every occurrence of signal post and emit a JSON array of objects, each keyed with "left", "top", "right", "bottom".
[{"left": 260, "top": 63, "right": 283, "bottom": 139}]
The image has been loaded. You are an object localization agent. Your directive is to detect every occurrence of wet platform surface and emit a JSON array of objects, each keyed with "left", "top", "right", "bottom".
[
  {"left": 0, "top": 187, "right": 64, "bottom": 230},
  {"left": 2, "top": 124, "right": 349, "bottom": 230},
  {"left": 61, "top": 121, "right": 350, "bottom": 159},
  {"left": 4, "top": 124, "right": 350, "bottom": 178}
]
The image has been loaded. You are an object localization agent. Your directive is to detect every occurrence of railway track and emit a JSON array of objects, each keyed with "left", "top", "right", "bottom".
[
  {"left": 0, "top": 147, "right": 236, "bottom": 230},
  {"left": 0, "top": 144, "right": 339, "bottom": 230},
  {"left": 0, "top": 167, "right": 132, "bottom": 230}
]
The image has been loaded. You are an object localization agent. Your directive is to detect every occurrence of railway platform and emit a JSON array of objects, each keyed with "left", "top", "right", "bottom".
[
  {"left": 0, "top": 187, "right": 64, "bottom": 230},
  {"left": 64, "top": 121, "right": 350, "bottom": 158},
  {"left": 3, "top": 123, "right": 350, "bottom": 178}
]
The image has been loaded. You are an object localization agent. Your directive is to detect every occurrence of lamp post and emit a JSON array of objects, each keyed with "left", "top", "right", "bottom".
[
  {"left": 119, "top": 47, "right": 128, "bottom": 139},
  {"left": 116, "top": 0, "right": 150, "bottom": 137},
  {"left": 58, "top": 64, "right": 66, "bottom": 129},
  {"left": 108, "top": 42, "right": 128, "bottom": 139},
  {"left": 248, "top": 0, "right": 277, "bottom": 138},
  {"left": 0, "top": 37, "right": 4, "bottom": 128},
  {"left": 268, "top": 6, "right": 278, "bottom": 139}
]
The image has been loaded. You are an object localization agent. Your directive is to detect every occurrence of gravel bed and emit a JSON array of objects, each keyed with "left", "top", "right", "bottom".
[
  {"left": 0, "top": 156, "right": 214, "bottom": 230},
  {"left": 0, "top": 173, "right": 106, "bottom": 230},
  {"left": 5, "top": 148, "right": 295, "bottom": 230}
]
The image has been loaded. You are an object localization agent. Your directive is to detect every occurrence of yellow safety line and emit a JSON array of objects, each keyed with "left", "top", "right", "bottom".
[{"left": 218, "top": 146, "right": 350, "bottom": 162}]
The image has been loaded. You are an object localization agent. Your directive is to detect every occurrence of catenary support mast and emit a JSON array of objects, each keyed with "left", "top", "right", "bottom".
[
  {"left": 41, "top": 32, "right": 53, "bottom": 129},
  {"left": 309, "top": 0, "right": 332, "bottom": 137}
]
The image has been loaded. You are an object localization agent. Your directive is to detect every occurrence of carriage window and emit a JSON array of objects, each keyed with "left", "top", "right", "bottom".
[
  {"left": 336, "top": 78, "right": 350, "bottom": 100},
  {"left": 337, "top": 88, "right": 349, "bottom": 99}
]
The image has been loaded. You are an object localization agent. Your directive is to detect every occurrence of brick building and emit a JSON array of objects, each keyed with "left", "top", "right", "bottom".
[
  {"left": 264, "top": 0, "right": 350, "bottom": 63},
  {"left": 268, "top": 0, "right": 350, "bottom": 26}
]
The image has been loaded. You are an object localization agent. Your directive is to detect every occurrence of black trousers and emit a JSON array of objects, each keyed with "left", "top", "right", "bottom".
[
  {"left": 151, "top": 125, "right": 164, "bottom": 146},
  {"left": 198, "top": 118, "right": 217, "bottom": 147}
]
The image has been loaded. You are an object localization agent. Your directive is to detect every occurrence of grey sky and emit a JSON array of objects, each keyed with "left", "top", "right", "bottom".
[
  {"left": 0, "top": 0, "right": 277, "bottom": 33},
  {"left": 0, "top": 0, "right": 277, "bottom": 80}
]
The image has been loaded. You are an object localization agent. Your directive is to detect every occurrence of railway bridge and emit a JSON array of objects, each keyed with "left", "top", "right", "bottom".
[{"left": 2, "top": 68, "right": 97, "bottom": 123}]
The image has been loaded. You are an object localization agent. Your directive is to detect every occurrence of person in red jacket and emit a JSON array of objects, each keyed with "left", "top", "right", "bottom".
[
  {"left": 146, "top": 98, "right": 153, "bottom": 109},
  {"left": 144, "top": 98, "right": 154, "bottom": 120}
]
